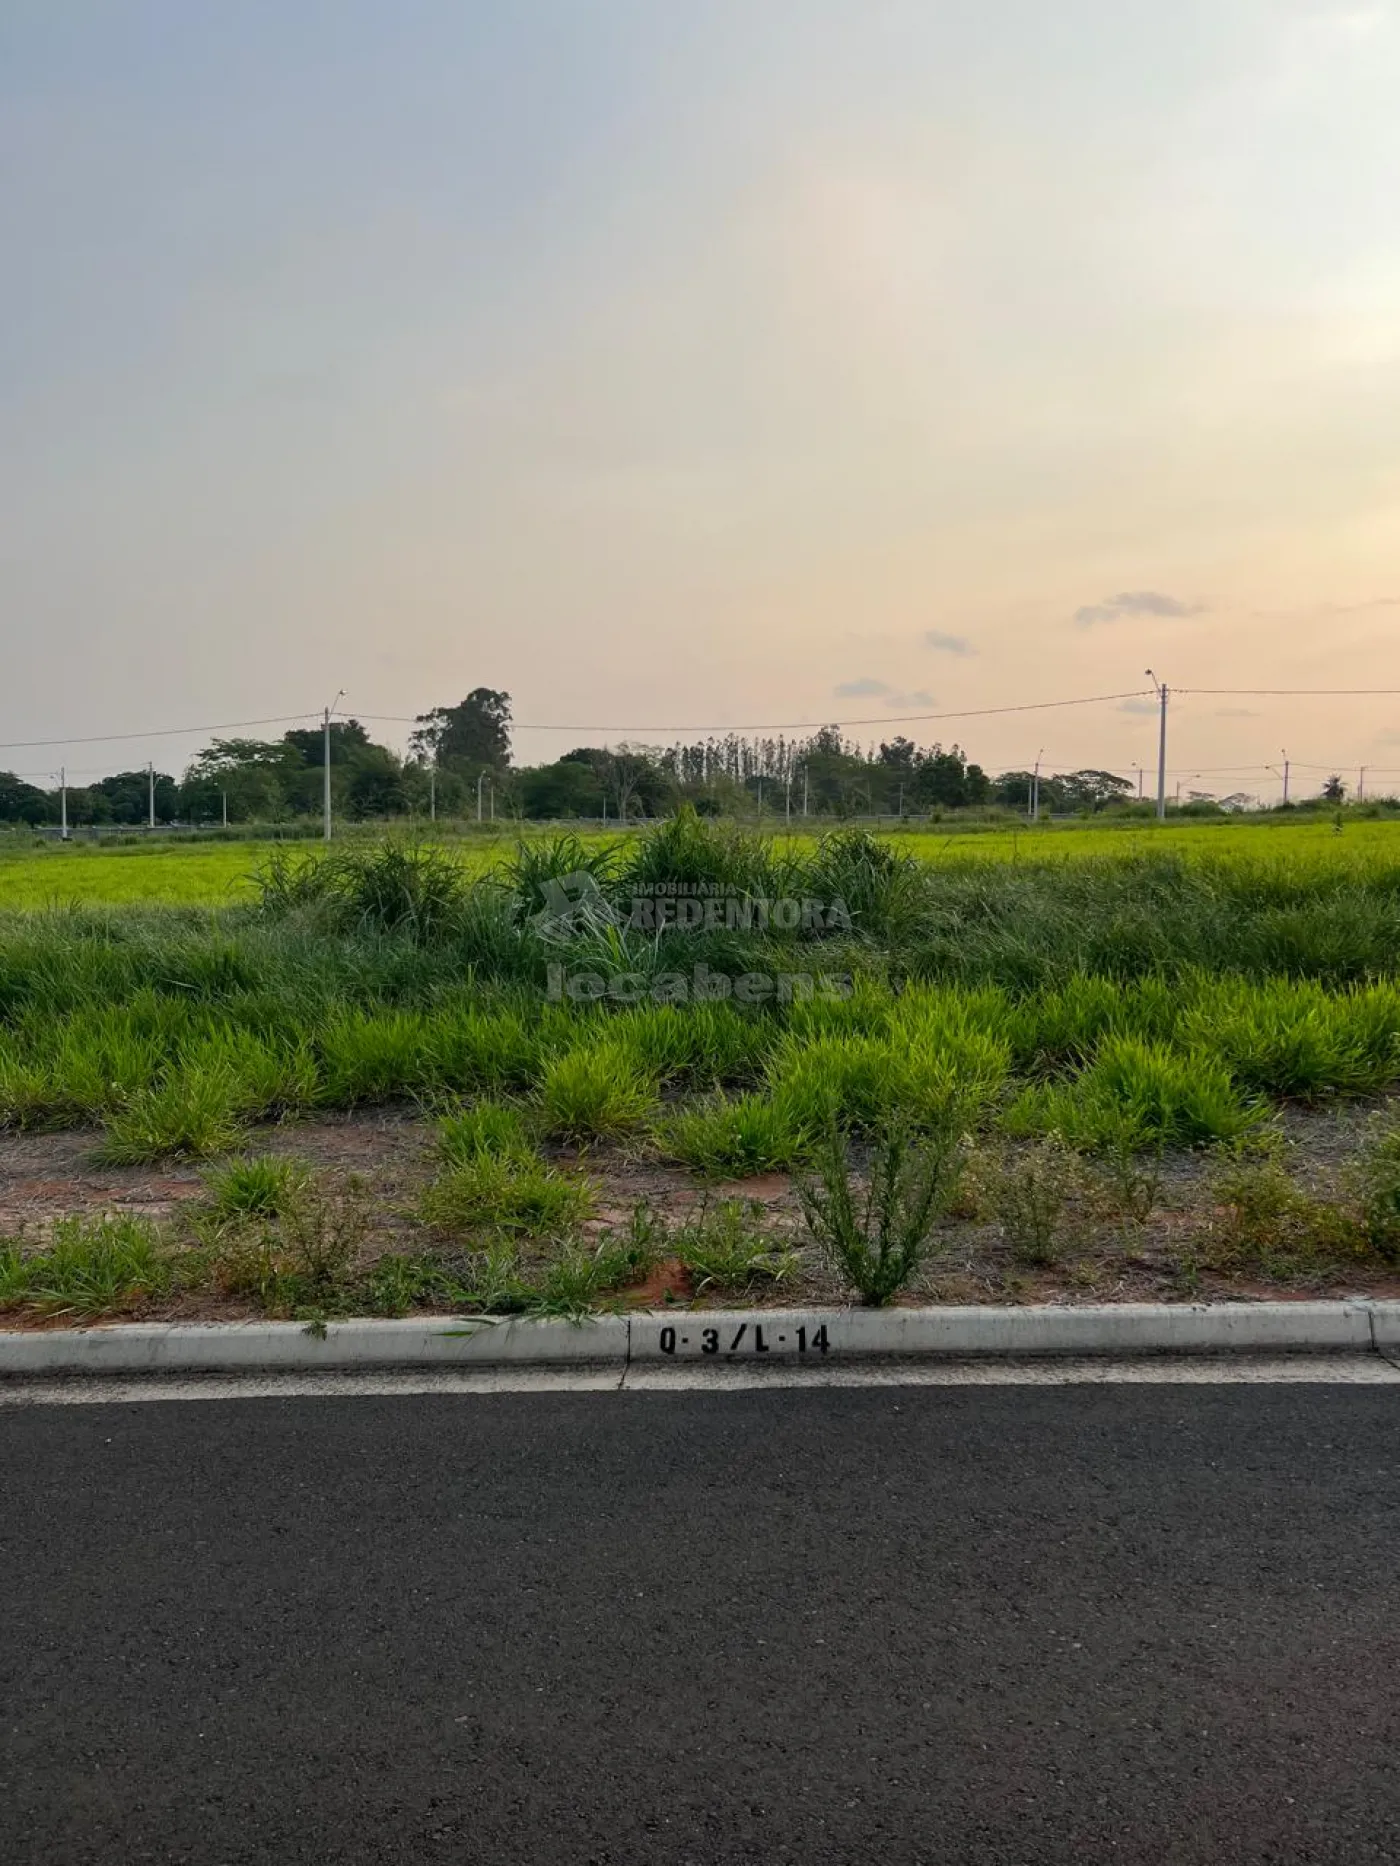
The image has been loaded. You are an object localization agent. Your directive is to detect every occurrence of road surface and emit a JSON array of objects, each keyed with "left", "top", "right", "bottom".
[{"left": 3, "top": 1380, "right": 1398, "bottom": 1863}]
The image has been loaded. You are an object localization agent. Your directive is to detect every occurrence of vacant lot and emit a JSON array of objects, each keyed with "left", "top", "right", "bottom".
[{"left": 4, "top": 815, "right": 1400, "bottom": 1323}]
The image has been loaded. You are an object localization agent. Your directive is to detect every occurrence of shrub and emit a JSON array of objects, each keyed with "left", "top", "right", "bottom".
[{"left": 797, "top": 1117, "right": 960, "bottom": 1305}]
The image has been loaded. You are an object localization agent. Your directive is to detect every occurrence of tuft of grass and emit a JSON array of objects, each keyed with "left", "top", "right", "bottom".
[
  {"left": 1006, "top": 1037, "right": 1258, "bottom": 1151},
  {"left": 672, "top": 1200, "right": 799, "bottom": 1294},
  {"left": 536, "top": 1041, "right": 658, "bottom": 1142},
  {"left": 657, "top": 1092, "right": 810, "bottom": 1178},
  {"left": 798, "top": 1116, "right": 961, "bottom": 1305},
  {"left": 317, "top": 1010, "right": 430, "bottom": 1106},
  {"left": 206, "top": 1175, "right": 371, "bottom": 1311},
  {"left": 421, "top": 1153, "right": 595, "bottom": 1238},
  {"left": 436, "top": 1098, "right": 536, "bottom": 1167},
  {"left": 201, "top": 1154, "right": 311, "bottom": 1223},
  {"left": 96, "top": 1066, "right": 247, "bottom": 1164},
  {"left": 0, "top": 1214, "right": 174, "bottom": 1317}
]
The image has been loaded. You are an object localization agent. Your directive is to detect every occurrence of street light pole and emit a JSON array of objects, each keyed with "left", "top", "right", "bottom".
[
  {"left": 323, "top": 689, "right": 344, "bottom": 843},
  {"left": 1280, "top": 748, "right": 1290, "bottom": 806},
  {"left": 1146, "top": 671, "right": 1168, "bottom": 821}
]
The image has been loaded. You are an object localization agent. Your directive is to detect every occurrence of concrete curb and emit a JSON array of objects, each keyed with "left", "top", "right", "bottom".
[{"left": 1, "top": 1301, "right": 1397, "bottom": 1377}]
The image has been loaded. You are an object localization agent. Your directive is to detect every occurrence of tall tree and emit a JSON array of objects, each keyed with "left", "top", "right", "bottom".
[{"left": 411, "top": 690, "right": 512, "bottom": 770}]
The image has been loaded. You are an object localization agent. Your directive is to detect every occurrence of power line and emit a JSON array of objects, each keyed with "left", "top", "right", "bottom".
[
  {"left": 360, "top": 689, "right": 1152, "bottom": 735},
  {"left": 0, "top": 713, "right": 317, "bottom": 754},
  {"left": 1178, "top": 687, "right": 1400, "bottom": 697}
]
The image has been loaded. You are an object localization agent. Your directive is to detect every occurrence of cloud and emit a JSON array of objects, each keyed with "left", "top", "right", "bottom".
[
  {"left": 923, "top": 630, "right": 974, "bottom": 656},
  {"left": 886, "top": 689, "right": 934, "bottom": 708},
  {"left": 1074, "top": 591, "right": 1206, "bottom": 627},
  {"left": 1118, "top": 697, "right": 1160, "bottom": 716},
  {"left": 833, "top": 677, "right": 891, "bottom": 698}
]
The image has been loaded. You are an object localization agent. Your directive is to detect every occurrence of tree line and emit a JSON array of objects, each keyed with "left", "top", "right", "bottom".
[{"left": 0, "top": 687, "right": 1347, "bottom": 826}]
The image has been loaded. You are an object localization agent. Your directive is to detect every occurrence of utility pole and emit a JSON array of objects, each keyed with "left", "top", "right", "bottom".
[
  {"left": 1030, "top": 748, "right": 1044, "bottom": 823},
  {"left": 429, "top": 761, "right": 436, "bottom": 823},
  {"left": 802, "top": 768, "right": 809, "bottom": 817},
  {"left": 55, "top": 768, "right": 69, "bottom": 841},
  {"left": 489, "top": 779, "right": 494, "bottom": 823},
  {"left": 147, "top": 762, "right": 155, "bottom": 830},
  {"left": 1146, "top": 671, "right": 1168, "bottom": 821},
  {"left": 323, "top": 689, "right": 344, "bottom": 843},
  {"left": 476, "top": 772, "right": 485, "bottom": 823},
  {"left": 897, "top": 782, "right": 904, "bottom": 819},
  {"left": 1359, "top": 766, "right": 1366, "bottom": 803},
  {"left": 221, "top": 788, "right": 228, "bottom": 830},
  {"left": 1280, "top": 748, "right": 1290, "bottom": 806}
]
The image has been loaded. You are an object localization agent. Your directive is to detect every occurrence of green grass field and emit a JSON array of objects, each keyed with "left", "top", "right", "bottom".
[
  {"left": 6, "top": 814, "right": 1400, "bottom": 1317},
  {"left": 5, "top": 814, "right": 1400, "bottom": 907}
]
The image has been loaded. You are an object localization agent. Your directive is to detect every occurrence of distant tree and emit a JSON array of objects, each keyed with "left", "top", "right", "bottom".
[
  {"left": 282, "top": 720, "right": 371, "bottom": 768},
  {"left": 181, "top": 738, "right": 298, "bottom": 823},
  {"left": 94, "top": 770, "right": 178, "bottom": 825},
  {"left": 410, "top": 690, "right": 512, "bottom": 771},
  {"left": 0, "top": 772, "right": 51, "bottom": 825},
  {"left": 1059, "top": 770, "right": 1134, "bottom": 812},
  {"left": 346, "top": 745, "right": 408, "bottom": 819},
  {"left": 1322, "top": 774, "right": 1347, "bottom": 803},
  {"left": 877, "top": 736, "right": 918, "bottom": 771}
]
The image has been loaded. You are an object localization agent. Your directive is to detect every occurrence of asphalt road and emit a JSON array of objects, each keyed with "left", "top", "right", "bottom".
[{"left": 3, "top": 1385, "right": 1398, "bottom": 1865}]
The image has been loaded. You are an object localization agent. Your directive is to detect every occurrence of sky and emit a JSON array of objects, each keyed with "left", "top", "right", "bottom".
[{"left": 3, "top": 0, "right": 1399, "bottom": 802}]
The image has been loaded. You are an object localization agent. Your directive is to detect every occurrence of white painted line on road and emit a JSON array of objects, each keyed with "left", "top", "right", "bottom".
[{"left": 2, "top": 1355, "right": 1397, "bottom": 1405}]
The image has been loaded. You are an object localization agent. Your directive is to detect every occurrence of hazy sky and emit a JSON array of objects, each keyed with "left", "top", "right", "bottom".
[{"left": 4, "top": 0, "right": 1399, "bottom": 799}]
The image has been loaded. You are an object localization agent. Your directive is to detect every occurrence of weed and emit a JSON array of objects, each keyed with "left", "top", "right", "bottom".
[
  {"left": 797, "top": 1117, "right": 960, "bottom": 1305},
  {"left": 1352, "top": 1112, "right": 1400, "bottom": 1264},
  {"left": 672, "top": 1200, "right": 799, "bottom": 1294},
  {"left": 1202, "top": 1141, "right": 1365, "bottom": 1276},
  {"left": 980, "top": 1136, "right": 1085, "bottom": 1267},
  {"left": 1007, "top": 1037, "right": 1258, "bottom": 1151},
  {"left": 96, "top": 1066, "right": 247, "bottom": 1163}
]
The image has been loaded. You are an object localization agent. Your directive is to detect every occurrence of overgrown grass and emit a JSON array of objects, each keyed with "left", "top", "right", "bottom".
[
  {"left": 7, "top": 828, "right": 1400, "bottom": 1175},
  {"left": 0, "top": 1215, "right": 174, "bottom": 1316}
]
